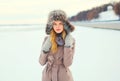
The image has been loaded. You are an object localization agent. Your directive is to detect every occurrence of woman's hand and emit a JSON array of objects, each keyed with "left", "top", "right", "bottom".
[
  {"left": 42, "top": 36, "right": 51, "bottom": 53},
  {"left": 64, "top": 34, "right": 73, "bottom": 48}
]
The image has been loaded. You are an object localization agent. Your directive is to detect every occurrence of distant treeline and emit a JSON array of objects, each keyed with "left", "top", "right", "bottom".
[{"left": 69, "top": 1, "right": 120, "bottom": 21}]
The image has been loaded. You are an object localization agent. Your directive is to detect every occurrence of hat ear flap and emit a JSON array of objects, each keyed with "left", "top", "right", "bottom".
[
  {"left": 46, "top": 23, "right": 52, "bottom": 35},
  {"left": 64, "top": 23, "right": 71, "bottom": 34},
  {"left": 64, "top": 21, "right": 75, "bottom": 34}
]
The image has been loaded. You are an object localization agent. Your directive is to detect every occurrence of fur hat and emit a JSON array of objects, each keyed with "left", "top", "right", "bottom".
[{"left": 45, "top": 10, "right": 75, "bottom": 35}]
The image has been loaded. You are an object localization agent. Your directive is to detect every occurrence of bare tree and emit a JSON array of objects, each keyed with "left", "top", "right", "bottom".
[{"left": 114, "top": 2, "right": 120, "bottom": 20}]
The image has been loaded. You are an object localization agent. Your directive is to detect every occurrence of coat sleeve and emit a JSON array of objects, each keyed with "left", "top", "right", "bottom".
[
  {"left": 63, "top": 38, "right": 75, "bottom": 67},
  {"left": 39, "top": 36, "right": 49, "bottom": 66}
]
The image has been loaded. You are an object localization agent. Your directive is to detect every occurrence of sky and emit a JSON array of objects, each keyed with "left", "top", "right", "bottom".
[{"left": 0, "top": 0, "right": 120, "bottom": 24}]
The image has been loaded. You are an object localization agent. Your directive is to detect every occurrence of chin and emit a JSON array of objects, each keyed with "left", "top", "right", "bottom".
[
  {"left": 56, "top": 31, "right": 62, "bottom": 34},
  {"left": 55, "top": 31, "right": 62, "bottom": 34}
]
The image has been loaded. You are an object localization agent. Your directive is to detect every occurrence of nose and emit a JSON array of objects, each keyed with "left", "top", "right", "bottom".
[{"left": 56, "top": 25, "right": 60, "bottom": 28}]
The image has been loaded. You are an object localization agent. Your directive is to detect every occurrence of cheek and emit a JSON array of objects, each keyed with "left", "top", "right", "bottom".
[
  {"left": 53, "top": 26, "right": 57, "bottom": 31},
  {"left": 61, "top": 26, "right": 64, "bottom": 31}
]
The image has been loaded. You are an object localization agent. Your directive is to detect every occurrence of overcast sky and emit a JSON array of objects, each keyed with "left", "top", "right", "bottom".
[{"left": 0, "top": 0, "right": 119, "bottom": 24}]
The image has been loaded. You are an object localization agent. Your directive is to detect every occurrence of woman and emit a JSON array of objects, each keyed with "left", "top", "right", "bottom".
[{"left": 39, "top": 10, "right": 75, "bottom": 81}]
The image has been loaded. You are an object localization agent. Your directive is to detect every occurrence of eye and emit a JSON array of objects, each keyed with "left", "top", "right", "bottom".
[
  {"left": 53, "top": 23, "right": 57, "bottom": 25},
  {"left": 59, "top": 22, "right": 63, "bottom": 25}
]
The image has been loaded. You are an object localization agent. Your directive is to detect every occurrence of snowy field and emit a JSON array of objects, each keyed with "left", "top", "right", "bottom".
[
  {"left": 73, "top": 21, "right": 120, "bottom": 30},
  {"left": 0, "top": 24, "right": 120, "bottom": 81}
]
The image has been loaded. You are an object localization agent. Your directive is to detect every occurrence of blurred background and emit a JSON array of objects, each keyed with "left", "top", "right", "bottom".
[
  {"left": 0, "top": 0, "right": 120, "bottom": 24},
  {"left": 0, "top": 0, "right": 120, "bottom": 81}
]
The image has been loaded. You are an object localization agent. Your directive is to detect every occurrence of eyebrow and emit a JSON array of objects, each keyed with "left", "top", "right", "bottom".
[{"left": 53, "top": 21, "right": 63, "bottom": 25}]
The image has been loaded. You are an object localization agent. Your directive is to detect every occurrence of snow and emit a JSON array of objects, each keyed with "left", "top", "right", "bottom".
[
  {"left": 92, "top": 6, "right": 119, "bottom": 22},
  {"left": 73, "top": 21, "right": 120, "bottom": 30},
  {"left": 0, "top": 24, "right": 120, "bottom": 81}
]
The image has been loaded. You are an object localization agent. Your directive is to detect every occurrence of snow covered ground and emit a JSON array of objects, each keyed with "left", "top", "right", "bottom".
[
  {"left": 0, "top": 24, "right": 120, "bottom": 81},
  {"left": 73, "top": 21, "right": 120, "bottom": 30}
]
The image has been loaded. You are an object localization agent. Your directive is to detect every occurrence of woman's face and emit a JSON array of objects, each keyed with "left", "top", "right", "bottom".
[{"left": 53, "top": 20, "right": 64, "bottom": 34}]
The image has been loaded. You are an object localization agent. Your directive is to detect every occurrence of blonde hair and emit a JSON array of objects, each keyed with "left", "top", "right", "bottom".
[{"left": 50, "top": 29, "right": 66, "bottom": 54}]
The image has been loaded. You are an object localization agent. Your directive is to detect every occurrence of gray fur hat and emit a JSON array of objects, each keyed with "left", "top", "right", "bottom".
[{"left": 46, "top": 10, "right": 75, "bottom": 35}]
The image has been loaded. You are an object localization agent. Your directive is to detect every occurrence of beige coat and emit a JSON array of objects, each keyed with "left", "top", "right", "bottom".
[{"left": 39, "top": 36, "right": 75, "bottom": 81}]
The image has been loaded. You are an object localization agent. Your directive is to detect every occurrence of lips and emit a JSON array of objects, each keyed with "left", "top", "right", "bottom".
[{"left": 56, "top": 29, "right": 60, "bottom": 31}]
